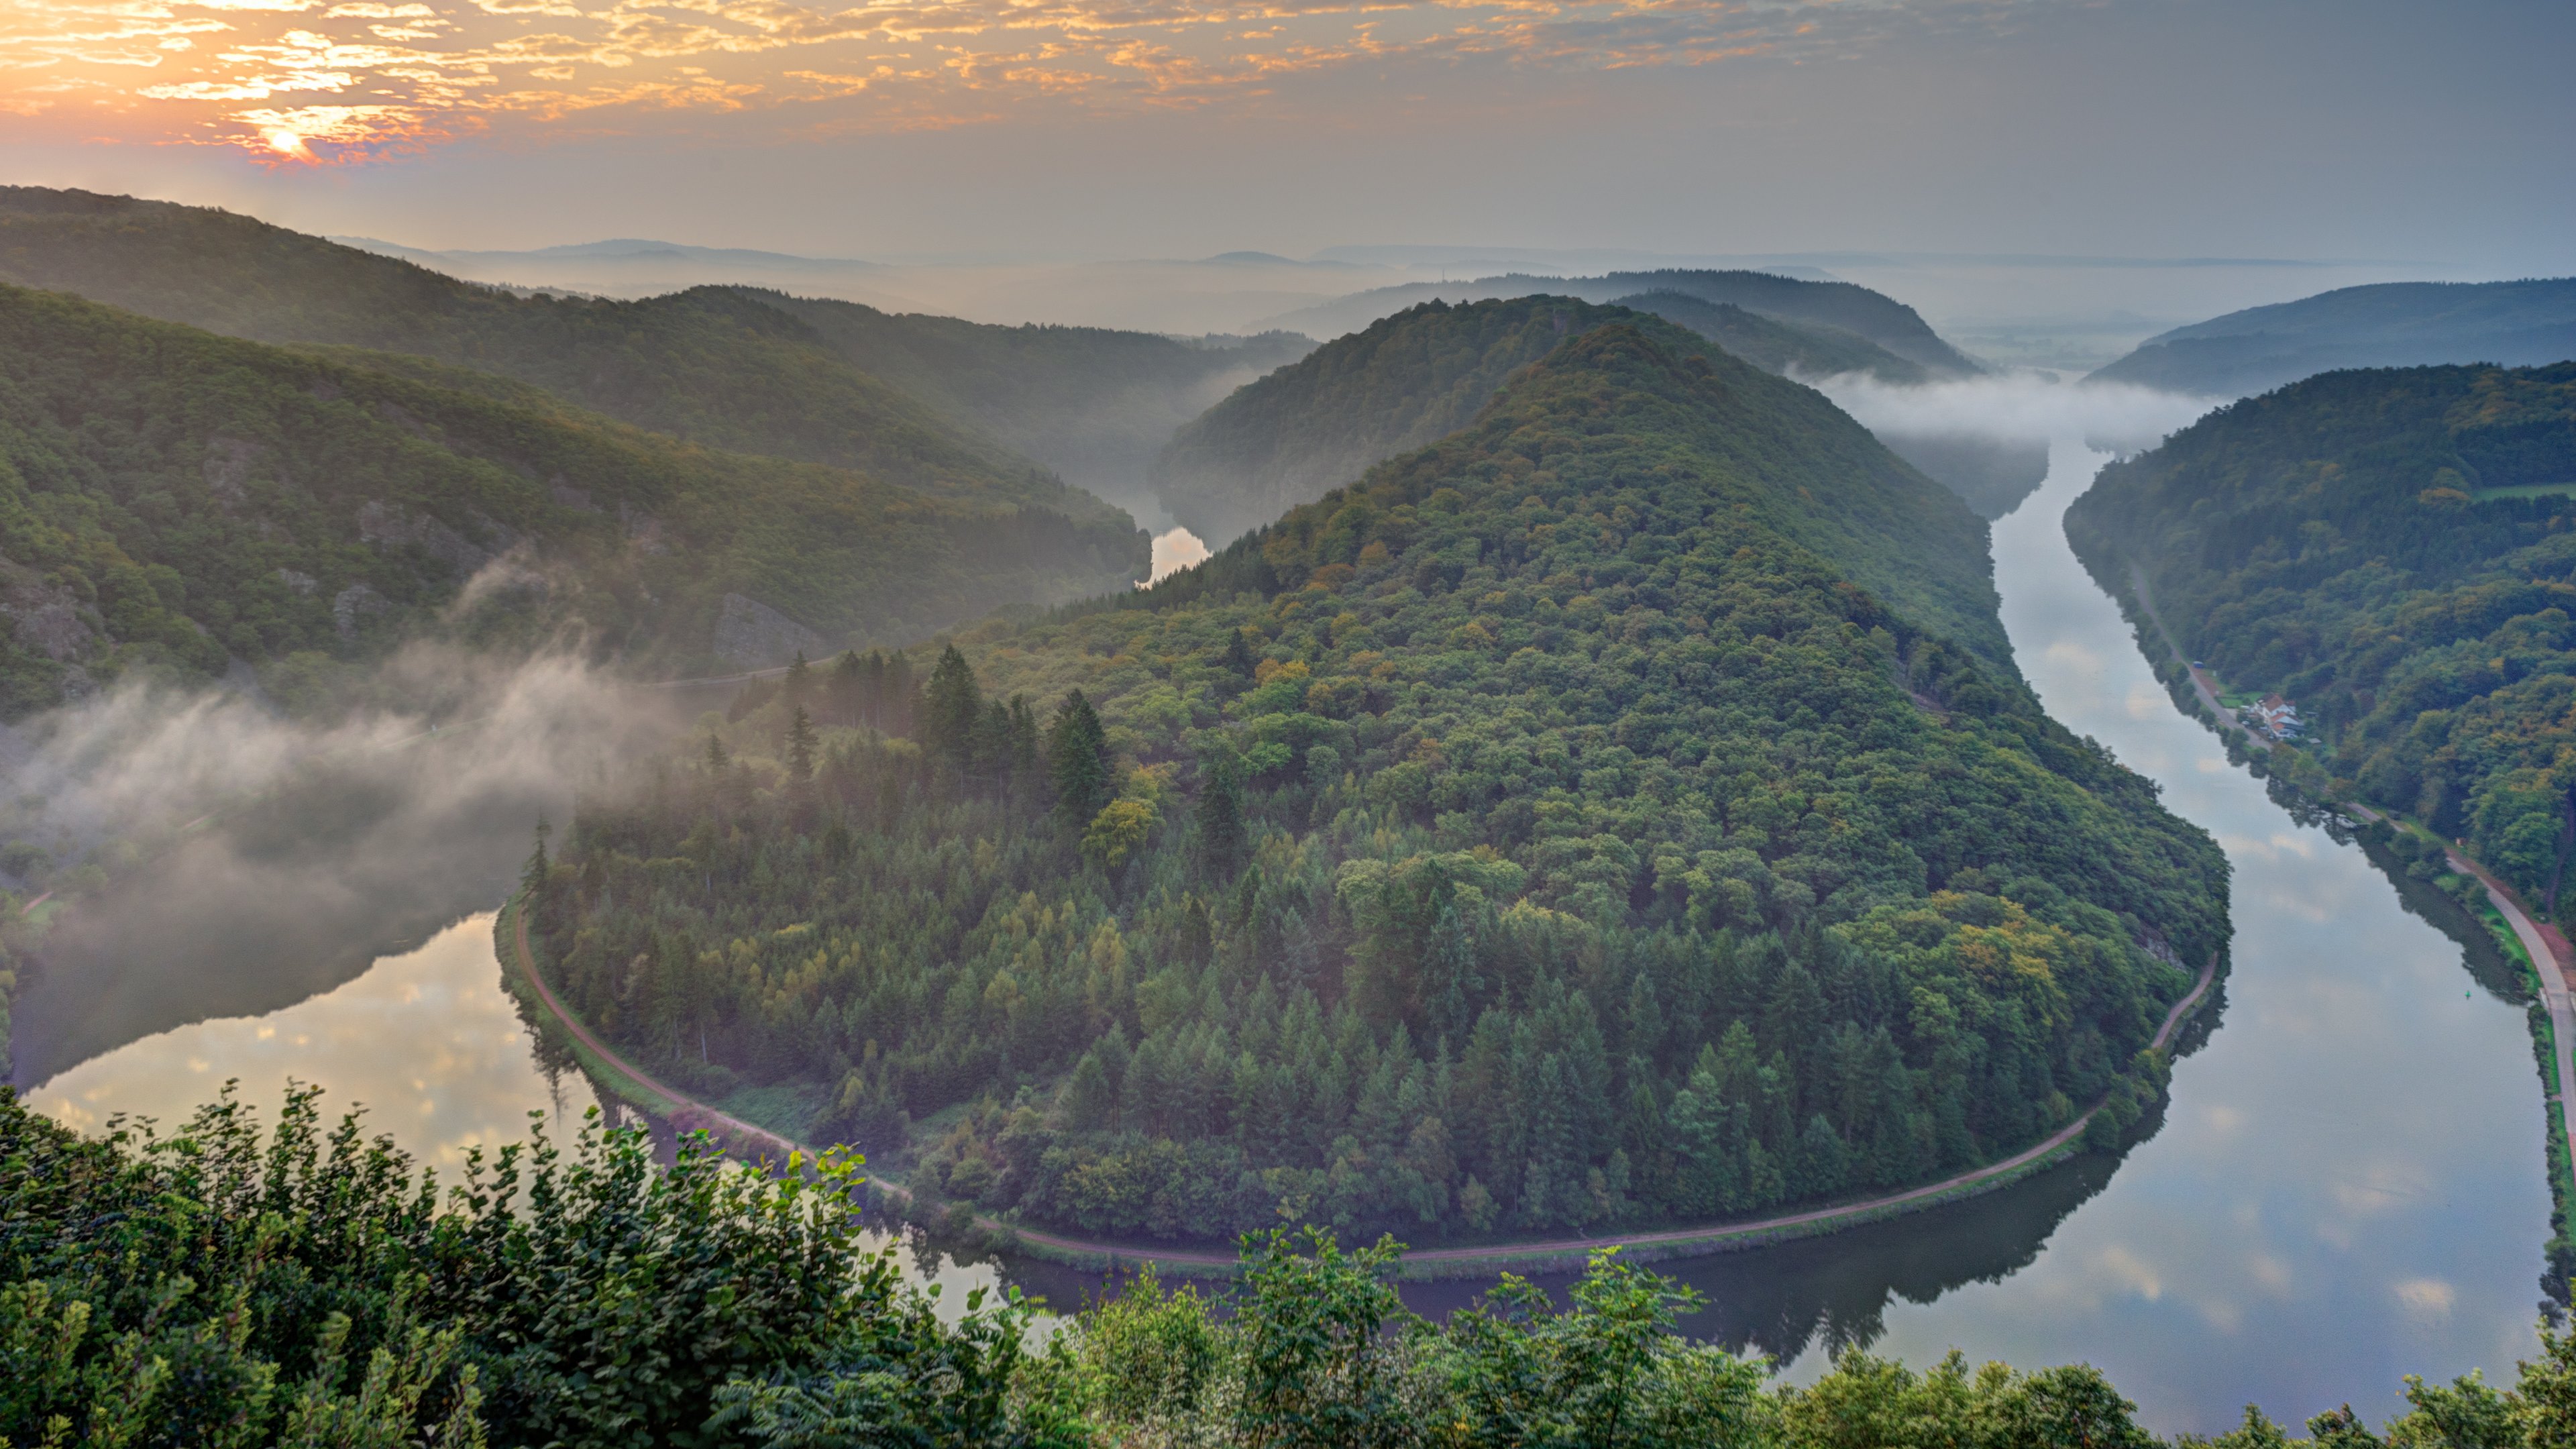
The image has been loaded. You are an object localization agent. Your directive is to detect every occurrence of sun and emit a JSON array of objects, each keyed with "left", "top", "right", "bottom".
[{"left": 263, "top": 127, "right": 311, "bottom": 158}]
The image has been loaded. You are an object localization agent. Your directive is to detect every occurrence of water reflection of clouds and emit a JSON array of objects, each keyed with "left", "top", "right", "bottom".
[
  {"left": 30, "top": 912, "right": 601, "bottom": 1169},
  {"left": 1843, "top": 437, "right": 2551, "bottom": 1430}
]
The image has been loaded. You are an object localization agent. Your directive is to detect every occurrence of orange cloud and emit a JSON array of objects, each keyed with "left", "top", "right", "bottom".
[{"left": 0, "top": 0, "right": 2019, "bottom": 161}]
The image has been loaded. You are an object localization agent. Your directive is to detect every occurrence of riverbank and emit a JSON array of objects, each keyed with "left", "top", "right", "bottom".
[
  {"left": 2090, "top": 547, "right": 2576, "bottom": 1298},
  {"left": 500, "top": 895, "right": 2216, "bottom": 1281}
]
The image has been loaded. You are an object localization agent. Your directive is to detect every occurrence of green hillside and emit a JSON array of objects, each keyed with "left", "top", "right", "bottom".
[
  {"left": 1154, "top": 297, "right": 2012, "bottom": 661},
  {"left": 0, "top": 186, "right": 1145, "bottom": 562},
  {"left": 2066, "top": 362, "right": 2576, "bottom": 909},
  {"left": 747, "top": 290, "right": 1312, "bottom": 499},
  {"left": 0, "top": 284, "right": 1146, "bottom": 714},
  {"left": 533, "top": 325, "right": 2226, "bottom": 1247},
  {"left": 1611, "top": 290, "right": 1926, "bottom": 383},
  {"left": 2090, "top": 278, "right": 2576, "bottom": 398}
]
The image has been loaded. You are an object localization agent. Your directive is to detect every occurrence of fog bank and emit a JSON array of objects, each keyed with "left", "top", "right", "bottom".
[
  {"left": 6, "top": 647, "right": 696, "bottom": 1086},
  {"left": 1818, "top": 372, "right": 2223, "bottom": 454}
]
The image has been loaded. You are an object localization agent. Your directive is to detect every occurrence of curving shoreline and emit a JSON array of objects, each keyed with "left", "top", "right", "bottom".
[{"left": 504, "top": 896, "right": 2218, "bottom": 1278}]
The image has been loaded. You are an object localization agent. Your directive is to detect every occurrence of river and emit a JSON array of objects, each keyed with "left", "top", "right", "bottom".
[{"left": 11, "top": 440, "right": 2554, "bottom": 1432}]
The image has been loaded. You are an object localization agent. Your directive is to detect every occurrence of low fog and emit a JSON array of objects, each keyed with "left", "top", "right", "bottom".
[
  {"left": 4, "top": 647, "right": 698, "bottom": 1087},
  {"left": 1819, "top": 373, "right": 2223, "bottom": 456}
]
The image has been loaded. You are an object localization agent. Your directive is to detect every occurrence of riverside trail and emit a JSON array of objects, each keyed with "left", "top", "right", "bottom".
[{"left": 507, "top": 899, "right": 2217, "bottom": 1276}]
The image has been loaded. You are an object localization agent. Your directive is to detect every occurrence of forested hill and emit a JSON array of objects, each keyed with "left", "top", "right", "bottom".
[
  {"left": 0, "top": 186, "right": 1143, "bottom": 561},
  {"left": 2090, "top": 278, "right": 2576, "bottom": 398},
  {"left": 0, "top": 284, "right": 1142, "bottom": 714},
  {"left": 535, "top": 324, "right": 2227, "bottom": 1248},
  {"left": 1260, "top": 268, "right": 1981, "bottom": 378},
  {"left": 1153, "top": 297, "right": 2012, "bottom": 665},
  {"left": 2066, "top": 362, "right": 2576, "bottom": 910},
  {"left": 744, "top": 290, "right": 1312, "bottom": 501}
]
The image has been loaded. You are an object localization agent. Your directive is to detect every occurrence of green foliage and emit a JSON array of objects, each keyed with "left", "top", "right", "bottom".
[
  {"left": 0, "top": 1081, "right": 1021, "bottom": 1448},
  {"left": 0, "top": 283, "right": 1137, "bottom": 711},
  {"left": 2068, "top": 362, "right": 2576, "bottom": 910},
  {"left": 539, "top": 325, "right": 2222, "bottom": 1244}
]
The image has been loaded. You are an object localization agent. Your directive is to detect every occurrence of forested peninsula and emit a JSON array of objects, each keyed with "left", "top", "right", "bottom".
[
  {"left": 530, "top": 325, "right": 2228, "bottom": 1248},
  {"left": 2066, "top": 362, "right": 2576, "bottom": 914}
]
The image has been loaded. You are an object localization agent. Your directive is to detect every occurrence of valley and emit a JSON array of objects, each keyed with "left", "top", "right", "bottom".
[{"left": 1, "top": 178, "right": 2571, "bottom": 1445}]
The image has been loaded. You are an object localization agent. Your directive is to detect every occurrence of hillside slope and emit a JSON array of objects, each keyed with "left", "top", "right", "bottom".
[
  {"left": 1154, "top": 297, "right": 2013, "bottom": 663},
  {"left": 0, "top": 285, "right": 1142, "bottom": 713},
  {"left": 536, "top": 324, "right": 2226, "bottom": 1245},
  {"left": 0, "top": 187, "right": 1145, "bottom": 566},
  {"left": 746, "top": 291, "right": 1311, "bottom": 502},
  {"left": 2066, "top": 361, "right": 2576, "bottom": 908},
  {"left": 2090, "top": 278, "right": 2576, "bottom": 398}
]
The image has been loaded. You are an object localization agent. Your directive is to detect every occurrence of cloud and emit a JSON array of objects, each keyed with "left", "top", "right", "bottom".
[{"left": 0, "top": 0, "right": 2090, "bottom": 161}]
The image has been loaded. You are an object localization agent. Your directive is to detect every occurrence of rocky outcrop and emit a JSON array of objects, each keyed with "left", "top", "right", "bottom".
[
  {"left": 203, "top": 435, "right": 262, "bottom": 508},
  {"left": 712, "top": 592, "right": 826, "bottom": 669},
  {"left": 0, "top": 564, "right": 97, "bottom": 662},
  {"left": 332, "top": 582, "right": 390, "bottom": 639},
  {"left": 357, "top": 500, "right": 490, "bottom": 576}
]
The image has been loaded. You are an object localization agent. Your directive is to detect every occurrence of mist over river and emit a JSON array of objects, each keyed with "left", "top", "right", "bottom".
[{"left": 11, "top": 442, "right": 2554, "bottom": 1432}]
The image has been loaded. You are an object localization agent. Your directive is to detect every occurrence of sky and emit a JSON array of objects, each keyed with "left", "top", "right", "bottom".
[{"left": 1, "top": 0, "right": 2571, "bottom": 273}]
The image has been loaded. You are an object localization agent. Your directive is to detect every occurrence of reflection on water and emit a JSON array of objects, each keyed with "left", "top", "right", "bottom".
[
  {"left": 22, "top": 908, "right": 1026, "bottom": 1320},
  {"left": 28, "top": 914, "right": 600, "bottom": 1167},
  {"left": 1774, "top": 443, "right": 2547, "bottom": 1424}
]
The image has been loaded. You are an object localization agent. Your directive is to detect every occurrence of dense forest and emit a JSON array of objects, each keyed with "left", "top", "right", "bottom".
[
  {"left": 0, "top": 284, "right": 1140, "bottom": 714},
  {"left": 530, "top": 325, "right": 2225, "bottom": 1248},
  {"left": 2066, "top": 362, "right": 2576, "bottom": 914},
  {"left": 5, "top": 1083, "right": 2559, "bottom": 1449},
  {"left": 2091, "top": 278, "right": 2576, "bottom": 398},
  {"left": 0, "top": 186, "right": 1143, "bottom": 561}
]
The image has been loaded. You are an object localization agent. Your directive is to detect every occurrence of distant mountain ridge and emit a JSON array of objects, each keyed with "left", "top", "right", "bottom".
[
  {"left": 740, "top": 290, "right": 1313, "bottom": 503},
  {"left": 1258, "top": 268, "right": 1983, "bottom": 376},
  {"left": 2089, "top": 277, "right": 2576, "bottom": 397}
]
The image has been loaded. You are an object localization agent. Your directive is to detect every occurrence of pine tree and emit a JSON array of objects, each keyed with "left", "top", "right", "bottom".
[
  {"left": 704, "top": 733, "right": 729, "bottom": 774},
  {"left": 786, "top": 704, "right": 817, "bottom": 786},
  {"left": 829, "top": 649, "right": 863, "bottom": 726},
  {"left": 922, "top": 645, "right": 981, "bottom": 771},
  {"left": 1194, "top": 753, "right": 1247, "bottom": 882},
  {"left": 521, "top": 814, "right": 551, "bottom": 904},
  {"left": 1046, "top": 689, "right": 1111, "bottom": 826},
  {"left": 783, "top": 651, "right": 811, "bottom": 710}
]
